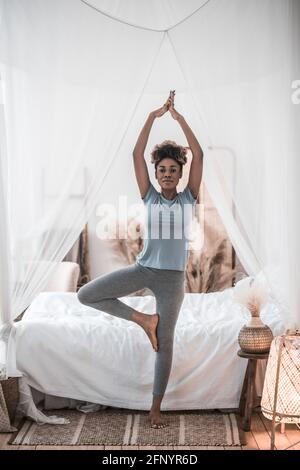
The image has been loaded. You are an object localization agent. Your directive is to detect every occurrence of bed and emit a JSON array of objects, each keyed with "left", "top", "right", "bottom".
[{"left": 12, "top": 286, "right": 285, "bottom": 422}]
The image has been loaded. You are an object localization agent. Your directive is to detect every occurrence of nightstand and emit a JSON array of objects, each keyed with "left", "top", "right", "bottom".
[{"left": 238, "top": 349, "right": 269, "bottom": 431}]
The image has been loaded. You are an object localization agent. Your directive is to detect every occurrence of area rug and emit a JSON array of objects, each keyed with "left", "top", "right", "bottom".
[{"left": 9, "top": 408, "right": 242, "bottom": 446}]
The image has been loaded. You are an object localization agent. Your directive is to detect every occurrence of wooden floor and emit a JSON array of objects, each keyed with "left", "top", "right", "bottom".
[{"left": 0, "top": 411, "right": 299, "bottom": 451}]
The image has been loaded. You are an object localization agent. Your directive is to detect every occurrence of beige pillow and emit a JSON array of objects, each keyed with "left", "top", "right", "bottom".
[{"left": 44, "top": 262, "right": 80, "bottom": 292}]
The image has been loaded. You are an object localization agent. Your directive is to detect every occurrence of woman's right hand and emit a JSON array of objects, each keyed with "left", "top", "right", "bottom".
[{"left": 150, "top": 93, "right": 173, "bottom": 118}]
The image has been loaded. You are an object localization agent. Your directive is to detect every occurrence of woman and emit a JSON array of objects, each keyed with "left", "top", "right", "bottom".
[{"left": 77, "top": 91, "right": 203, "bottom": 428}]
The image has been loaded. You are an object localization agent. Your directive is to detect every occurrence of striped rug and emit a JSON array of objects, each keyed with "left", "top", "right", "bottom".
[{"left": 10, "top": 409, "right": 241, "bottom": 446}]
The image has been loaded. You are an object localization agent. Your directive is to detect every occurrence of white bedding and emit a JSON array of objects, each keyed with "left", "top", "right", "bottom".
[{"left": 14, "top": 289, "right": 285, "bottom": 411}]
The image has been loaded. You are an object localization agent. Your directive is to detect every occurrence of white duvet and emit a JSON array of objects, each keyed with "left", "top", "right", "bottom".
[{"left": 14, "top": 289, "right": 285, "bottom": 411}]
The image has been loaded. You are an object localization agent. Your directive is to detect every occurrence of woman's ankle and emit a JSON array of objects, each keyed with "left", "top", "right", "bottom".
[
  {"left": 151, "top": 394, "right": 164, "bottom": 412},
  {"left": 150, "top": 408, "right": 161, "bottom": 414}
]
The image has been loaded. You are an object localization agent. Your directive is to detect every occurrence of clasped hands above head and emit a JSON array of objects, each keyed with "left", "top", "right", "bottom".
[{"left": 151, "top": 90, "right": 182, "bottom": 121}]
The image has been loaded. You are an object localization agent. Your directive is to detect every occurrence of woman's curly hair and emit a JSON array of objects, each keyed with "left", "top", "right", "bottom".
[{"left": 150, "top": 140, "right": 189, "bottom": 169}]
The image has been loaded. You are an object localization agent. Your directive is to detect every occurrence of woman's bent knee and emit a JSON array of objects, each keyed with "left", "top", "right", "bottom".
[
  {"left": 77, "top": 284, "right": 107, "bottom": 307},
  {"left": 77, "top": 286, "right": 90, "bottom": 305}
]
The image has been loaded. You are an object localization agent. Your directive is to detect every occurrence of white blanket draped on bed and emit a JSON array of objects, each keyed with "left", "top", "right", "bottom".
[{"left": 14, "top": 289, "right": 285, "bottom": 422}]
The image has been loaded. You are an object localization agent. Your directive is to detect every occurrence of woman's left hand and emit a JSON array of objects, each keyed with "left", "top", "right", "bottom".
[{"left": 168, "top": 90, "right": 182, "bottom": 121}]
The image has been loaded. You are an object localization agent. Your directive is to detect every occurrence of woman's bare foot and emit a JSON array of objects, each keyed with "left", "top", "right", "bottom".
[
  {"left": 131, "top": 311, "right": 159, "bottom": 352},
  {"left": 149, "top": 410, "right": 168, "bottom": 429}
]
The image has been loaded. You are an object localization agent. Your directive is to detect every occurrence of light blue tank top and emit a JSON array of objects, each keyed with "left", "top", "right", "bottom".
[{"left": 136, "top": 183, "right": 197, "bottom": 271}]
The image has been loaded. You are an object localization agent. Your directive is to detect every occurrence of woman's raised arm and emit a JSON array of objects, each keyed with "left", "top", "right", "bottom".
[
  {"left": 133, "top": 95, "right": 171, "bottom": 198},
  {"left": 168, "top": 92, "right": 203, "bottom": 199},
  {"left": 177, "top": 115, "right": 203, "bottom": 199}
]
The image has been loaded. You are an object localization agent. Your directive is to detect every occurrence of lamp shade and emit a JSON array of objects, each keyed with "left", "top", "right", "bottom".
[{"left": 261, "top": 334, "right": 300, "bottom": 424}]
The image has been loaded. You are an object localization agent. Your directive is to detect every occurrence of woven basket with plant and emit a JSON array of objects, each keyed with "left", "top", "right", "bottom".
[{"left": 233, "top": 276, "right": 274, "bottom": 353}]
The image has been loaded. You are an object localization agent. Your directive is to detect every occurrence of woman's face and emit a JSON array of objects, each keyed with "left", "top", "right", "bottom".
[{"left": 155, "top": 158, "right": 182, "bottom": 190}]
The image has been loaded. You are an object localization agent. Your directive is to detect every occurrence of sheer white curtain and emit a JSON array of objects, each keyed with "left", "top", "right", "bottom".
[
  {"left": 0, "top": 0, "right": 166, "bottom": 327},
  {"left": 0, "top": 0, "right": 299, "bottom": 377},
  {"left": 166, "top": 0, "right": 300, "bottom": 327}
]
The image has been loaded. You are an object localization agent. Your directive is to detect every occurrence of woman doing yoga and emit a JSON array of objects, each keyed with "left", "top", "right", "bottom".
[{"left": 77, "top": 90, "right": 203, "bottom": 428}]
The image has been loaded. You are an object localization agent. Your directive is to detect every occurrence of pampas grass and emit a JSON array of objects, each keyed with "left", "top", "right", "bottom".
[
  {"left": 109, "top": 216, "right": 144, "bottom": 265},
  {"left": 233, "top": 276, "right": 268, "bottom": 317},
  {"left": 185, "top": 238, "right": 237, "bottom": 293}
]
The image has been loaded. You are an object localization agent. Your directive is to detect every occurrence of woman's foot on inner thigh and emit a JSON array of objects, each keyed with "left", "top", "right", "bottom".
[
  {"left": 149, "top": 410, "right": 168, "bottom": 429},
  {"left": 132, "top": 311, "right": 159, "bottom": 352}
]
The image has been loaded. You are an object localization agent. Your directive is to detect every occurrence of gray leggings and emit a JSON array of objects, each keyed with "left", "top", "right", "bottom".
[{"left": 77, "top": 262, "right": 185, "bottom": 397}]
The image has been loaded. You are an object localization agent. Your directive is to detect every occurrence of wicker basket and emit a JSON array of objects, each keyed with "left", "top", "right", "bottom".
[
  {"left": 238, "top": 324, "right": 274, "bottom": 354},
  {"left": 261, "top": 334, "right": 300, "bottom": 423},
  {"left": 0, "top": 377, "right": 19, "bottom": 423}
]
